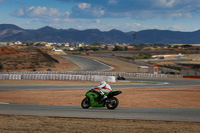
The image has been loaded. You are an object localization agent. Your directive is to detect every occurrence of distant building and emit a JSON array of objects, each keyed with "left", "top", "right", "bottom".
[
  {"left": 14, "top": 41, "right": 22, "bottom": 45},
  {"left": 65, "top": 47, "right": 75, "bottom": 51},
  {"left": 64, "top": 43, "right": 70, "bottom": 47},
  {"left": 43, "top": 43, "right": 52, "bottom": 48},
  {"left": 52, "top": 46, "right": 63, "bottom": 52},
  {"left": 152, "top": 53, "right": 184, "bottom": 59},
  {"left": 0, "top": 42, "right": 8, "bottom": 46}
]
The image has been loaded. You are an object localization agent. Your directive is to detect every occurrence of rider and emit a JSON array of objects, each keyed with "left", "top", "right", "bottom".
[{"left": 93, "top": 81, "right": 112, "bottom": 101}]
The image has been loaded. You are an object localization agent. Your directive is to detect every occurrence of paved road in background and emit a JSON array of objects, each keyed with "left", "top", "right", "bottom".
[
  {"left": 0, "top": 78, "right": 200, "bottom": 91},
  {"left": 61, "top": 55, "right": 112, "bottom": 71}
]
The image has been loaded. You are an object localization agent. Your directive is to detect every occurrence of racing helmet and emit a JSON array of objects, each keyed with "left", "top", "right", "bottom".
[{"left": 100, "top": 81, "right": 106, "bottom": 86}]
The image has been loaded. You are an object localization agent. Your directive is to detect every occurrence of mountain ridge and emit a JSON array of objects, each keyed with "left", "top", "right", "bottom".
[{"left": 0, "top": 24, "right": 200, "bottom": 44}]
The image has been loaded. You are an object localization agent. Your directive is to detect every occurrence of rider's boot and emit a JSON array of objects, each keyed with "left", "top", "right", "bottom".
[
  {"left": 99, "top": 95, "right": 107, "bottom": 103},
  {"left": 102, "top": 95, "right": 107, "bottom": 99}
]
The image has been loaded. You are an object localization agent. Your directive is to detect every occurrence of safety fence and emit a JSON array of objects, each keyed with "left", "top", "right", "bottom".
[
  {"left": 180, "top": 70, "right": 200, "bottom": 76},
  {"left": 0, "top": 71, "right": 183, "bottom": 79}
]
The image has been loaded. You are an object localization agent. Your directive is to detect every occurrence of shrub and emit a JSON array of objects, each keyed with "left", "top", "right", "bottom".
[{"left": 0, "top": 63, "right": 3, "bottom": 70}]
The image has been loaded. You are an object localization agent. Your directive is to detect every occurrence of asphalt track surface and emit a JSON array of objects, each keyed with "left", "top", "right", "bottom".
[
  {"left": 1, "top": 79, "right": 200, "bottom": 122},
  {"left": 60, "top": 55, "right": 113, "bottom": 71},
  {"left": 0, "top": 104, "right": 200, "bottom": 122},
  {"left": 0, "top": 55, "right": 200, "bottom": 122},
  {"left": 0, "top": 78, "right": 200, "bottom": 91}
]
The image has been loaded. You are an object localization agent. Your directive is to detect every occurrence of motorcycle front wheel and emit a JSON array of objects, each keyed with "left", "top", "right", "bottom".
[
  {"left": 106, "top": 97, "right": 119, "bottom": 110},
  {"left": 81, "top": 97, "right": 90, "bottom": 109}
]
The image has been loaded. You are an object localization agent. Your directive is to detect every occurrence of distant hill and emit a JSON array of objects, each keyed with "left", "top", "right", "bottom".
[{"left": 0, "top": 24, "right": 200, "bottom": 44}]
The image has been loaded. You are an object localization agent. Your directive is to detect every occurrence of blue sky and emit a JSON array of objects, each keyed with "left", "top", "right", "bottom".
[{"left": 0, "top": 0, "right": 200, "bottom": 32}]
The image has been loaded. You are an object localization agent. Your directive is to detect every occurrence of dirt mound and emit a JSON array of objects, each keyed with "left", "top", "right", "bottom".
[
  {"left": 0, "top": 46, "right": 19, "bottom": 54},
  {"left": 0, "top": 46, "right": 60, "bottom": 72}
]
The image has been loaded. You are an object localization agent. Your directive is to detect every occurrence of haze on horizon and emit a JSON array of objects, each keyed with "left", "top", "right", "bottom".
[{"left": 0, "top": 0, "right": 200, "bottom": 32}]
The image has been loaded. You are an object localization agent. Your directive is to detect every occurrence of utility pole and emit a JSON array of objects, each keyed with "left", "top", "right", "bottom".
[
  {"left": 132, "top": 32, "right": 136, "bottom": 44},
  {"left": 36, "top": 33, "right": 39, "bottom": 42},
  {"left": 132, "top": 32, "right": 136, "bottom": 60}
]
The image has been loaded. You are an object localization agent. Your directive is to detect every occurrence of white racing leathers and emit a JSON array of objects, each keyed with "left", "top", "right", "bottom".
[{"left": 97, "top": 84, "right": 112, "bottom": 96}]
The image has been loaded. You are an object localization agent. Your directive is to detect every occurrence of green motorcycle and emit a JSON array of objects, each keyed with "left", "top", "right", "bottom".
[{"left": 81, "top": 89, "right": 122, "bottom": 110}]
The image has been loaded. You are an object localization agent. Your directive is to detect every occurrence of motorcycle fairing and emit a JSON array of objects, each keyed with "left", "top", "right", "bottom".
[
  {"left": 85, "top": 90, "right": 104, "bottom": 107},
  {"left": 106, "top": 90, "right": 122, "bottom": 98}
]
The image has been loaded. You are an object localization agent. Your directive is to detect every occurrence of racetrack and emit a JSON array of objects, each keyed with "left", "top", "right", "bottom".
[
  {"left": 0, "top": 55, "right": 200, "bottom": 122},
  {"left": 61, "top": 55, "right": 113, "bottom": 71},
  {"left": 0, "top": 78, "right": 199, "bottom": 91},
  {"left": 0, "top": 104, "right": 200, "bottom": 122},
  {"left": 0, "top": 78, "right": 200, "bottom": 122}
]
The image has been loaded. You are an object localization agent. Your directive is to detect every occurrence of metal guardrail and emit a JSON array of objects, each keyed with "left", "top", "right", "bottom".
[{"left": 180, "top": 70, "right": 200, "bottom": 76}]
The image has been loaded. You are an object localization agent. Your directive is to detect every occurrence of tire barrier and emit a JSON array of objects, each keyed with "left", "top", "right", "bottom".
[
  {"left": 0, "top": 74, "right": 21, "bottom": 80},
  {"left": 0, "top": 71, "right": 182, "bottom": 79},
  {"left": 0, "top": 74, "right": 116, "bottom": 82}
]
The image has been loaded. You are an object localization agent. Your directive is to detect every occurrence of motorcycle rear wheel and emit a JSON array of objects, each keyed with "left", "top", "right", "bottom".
[
  {"left": 106, "top": 97, "right": 119, "bottom": 110},
  {"left": 81, "top": 97, "right": 90, "bottom": 109}
]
